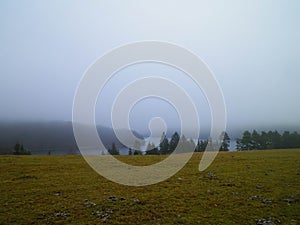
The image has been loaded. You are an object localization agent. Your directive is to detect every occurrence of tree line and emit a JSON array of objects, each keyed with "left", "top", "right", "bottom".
[
  {"left": 236, "top": 130, "right": 300, "bottom": 150},
  {"left": 13, "top": 142, "right": 31, "bottom": 155},
  {"left": 14, "top": 129, "right": 299, "bottom": 155},
  {"left": 108, "top": 131, "right": 231, "bottom": 155}
]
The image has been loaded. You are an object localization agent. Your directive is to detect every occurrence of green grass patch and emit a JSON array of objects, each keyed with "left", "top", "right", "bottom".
[{"left": 0, "top": 149, "right": 299, "bottom": 224}]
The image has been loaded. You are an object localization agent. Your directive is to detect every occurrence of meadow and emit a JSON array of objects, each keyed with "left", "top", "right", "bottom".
[{"left": 0, "top": 149, "right": 299, "bottom": 224}]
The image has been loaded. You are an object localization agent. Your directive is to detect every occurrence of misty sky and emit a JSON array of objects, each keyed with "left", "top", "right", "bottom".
[{"left": 1, "top": 0, "right": 300, "bottom": 135}]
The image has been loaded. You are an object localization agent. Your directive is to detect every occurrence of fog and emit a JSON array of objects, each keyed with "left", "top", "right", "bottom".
[{"left": 1, "top": 0, "right": 300, "bottom": 137}]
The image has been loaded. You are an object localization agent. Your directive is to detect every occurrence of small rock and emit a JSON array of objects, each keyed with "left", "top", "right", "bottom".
[
  {"left": 106, "top": 208, "right": 113, "bottom": 214},
  {"left": 282, "top": 198, "right": 294, "bottom": 204},
  {"left": 92, "top": 210, "right": 100, "bottom": 215},
  {"left": 93, "top": 209, "right": 113, "bottom": 221},
  {"left": 250, "top": 195, "right": 263, "bottom": 200},
  {"left": 100, "top": 213, "right": 110, "bottom": 221},
  {"left": 256, "top": 217, "right": 280, "bottom": 225},
  {"left": 282, "top": 195, "right": 298, "bottom": 204},
  {"left": 108, "top": 196, "right": 125, "bottom": 201},
  {"left": 261, "top": 198, "right": 272, "bottom": 204},
  {"left": 250, "top": 195, "right": 272, "bottom": 204},
  {"left": 108, "top": 196, "right": 118, "bottom": 201},
  {"left": 206, "top": 171, "right": 216, "bottom": 179},
  {"left": 132, "top": 198, "right": 140, "bottom": 203},
  {"left": 84, "top": 200, "right": 97, "bottom": 207},
  {"left": 53, "top": 212, "right": 70, "bottom": 217},
  {"left": 256, "top": 185, "right": 264, "bottom": 189}
]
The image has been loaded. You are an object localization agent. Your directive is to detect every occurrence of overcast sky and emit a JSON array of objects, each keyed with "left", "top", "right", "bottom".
[{"left": 1, "top": 0, "right": 300, "bottom": 135}]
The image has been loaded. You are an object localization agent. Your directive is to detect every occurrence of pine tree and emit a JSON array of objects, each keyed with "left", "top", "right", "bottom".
[
  {"left": 168, "top": 132, "right": 180, "bottom": 154},
  {"left": 108, "top": 142, "right": 119, "bottom": 155},
  {"left": 13, "top": 142, "right": 31, "bottom": 155},
  {"left": 13, "top": 142, "right": 21, "bottom": 155},
  {"left": 237, "top": 130, "right": 252, "bottom": 150},
  {"left": 146, "top": 142, "right": 159, "bottom": 155},
  {"left": 159, "top": 132, "right": 169, "bottom": 155},
  {"left": 250, "top": 130, "right": 260, "bottom": 149},
  {"left": 133, "top": 150, "right": 140, "bottom": 155},
  {"left": 195, "top": 139, "right": 208, "bottom": 152},
  {"left": 220, "top": 131, "right": 230, "bottom": 151},
  {"left": 134, "top": 140, "right": 141, "bottom": 151}
]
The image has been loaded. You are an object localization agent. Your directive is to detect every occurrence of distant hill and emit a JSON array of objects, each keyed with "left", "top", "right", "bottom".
[{"left": 0, "top": 121, "right": 144, "bottom": 155}]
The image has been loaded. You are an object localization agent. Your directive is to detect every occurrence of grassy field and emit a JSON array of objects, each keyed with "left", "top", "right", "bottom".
[{"left": 0, "top": 149, "right": 299, "bottom": 224}]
